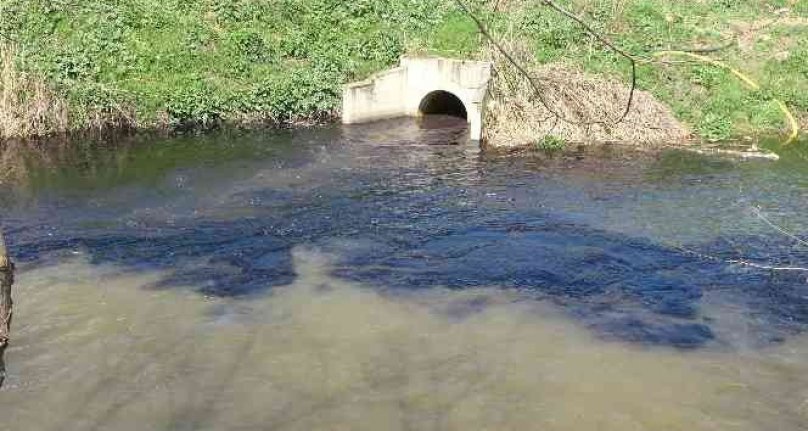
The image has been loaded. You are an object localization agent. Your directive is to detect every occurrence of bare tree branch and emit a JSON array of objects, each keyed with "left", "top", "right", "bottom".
[{"left": 454, "top": 0, "right": 638, "bottom": 126}]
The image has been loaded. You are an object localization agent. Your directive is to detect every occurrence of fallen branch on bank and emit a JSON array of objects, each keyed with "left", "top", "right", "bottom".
[{"left": 0, "top": 229, "right": 14, "bottom": 388}]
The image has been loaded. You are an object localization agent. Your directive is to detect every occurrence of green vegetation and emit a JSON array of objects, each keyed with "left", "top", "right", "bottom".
[
  {"left": 428, "top": 1, "right": 806, "bottom": 141},
  {"left": 0, "top": 0, "right": 451, "bottom": 135},
  {"left": 1, "top": 0, "right": 806, "bottom": 141},
  {"left": 534, "top": 134, "right": 567, "bottom": 152}
]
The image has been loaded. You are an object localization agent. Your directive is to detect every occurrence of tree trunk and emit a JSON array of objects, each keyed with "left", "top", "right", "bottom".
[{"left": 0, "top": 230, "right": 13, "bottom": 388}]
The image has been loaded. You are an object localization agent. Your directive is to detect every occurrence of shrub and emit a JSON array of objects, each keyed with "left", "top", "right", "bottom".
[{"left": 534, "top": 135, "right": 567, "bottom": 152}]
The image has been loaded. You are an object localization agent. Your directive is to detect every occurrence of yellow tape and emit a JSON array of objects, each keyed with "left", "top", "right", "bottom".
[{"left": 654, "top": 50, "right": 800, "bottom": 145}]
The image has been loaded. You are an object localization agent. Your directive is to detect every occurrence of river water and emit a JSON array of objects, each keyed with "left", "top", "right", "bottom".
[{"left": 1, "top": 118, "right": 807, "bottom": 430}]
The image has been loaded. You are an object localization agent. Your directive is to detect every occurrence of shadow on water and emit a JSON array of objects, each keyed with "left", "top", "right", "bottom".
[{"left": 1, "top": 122, "right": 807, "bottom": 349}]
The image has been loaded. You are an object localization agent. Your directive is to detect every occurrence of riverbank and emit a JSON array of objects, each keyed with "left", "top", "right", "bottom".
[{"left": 0, "top": 1, "right": 805, "bottom": 143}]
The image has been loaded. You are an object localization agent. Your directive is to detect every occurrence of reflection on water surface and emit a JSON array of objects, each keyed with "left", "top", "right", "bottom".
[{"left": 1, "top": 118, "right": 808, "bottom": 428}]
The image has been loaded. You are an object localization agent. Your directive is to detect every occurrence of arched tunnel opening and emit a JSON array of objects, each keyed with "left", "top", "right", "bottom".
[{"left": 418, "top": 91, "right": 468, "bottom": 120}]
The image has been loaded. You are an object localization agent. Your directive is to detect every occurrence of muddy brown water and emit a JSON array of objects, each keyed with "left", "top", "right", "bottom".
[{"left": 1, "top": 118, "right": 807, "bottom": 430}]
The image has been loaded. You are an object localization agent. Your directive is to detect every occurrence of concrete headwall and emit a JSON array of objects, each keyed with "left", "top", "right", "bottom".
[{"left": 342, "top": 57, "right": 492, "bottom": 141}]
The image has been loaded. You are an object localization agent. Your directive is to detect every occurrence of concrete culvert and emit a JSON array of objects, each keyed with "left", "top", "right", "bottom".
[
  {"left": 418, "top": 91, "right": 468, "bottom": 120},
  {"left": 342, "top": 57, "right": 491, "bottom": 141}
]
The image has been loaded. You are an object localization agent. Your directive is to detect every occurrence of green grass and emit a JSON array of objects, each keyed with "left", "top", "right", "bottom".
[
  {"left": 1, "top": 0, "right": 806, "bottom": 140},
  {"left": 534, "top": 135, "right": 568, "bottom": 152},
  {"left": 473, "top": 0, "right": 808, "bottom": 141},
  {"left": 418, "top": 11, "right": 482, "bottom": 57},
  {"left": 1, "top": 0, "right": 449, "bottom": 131}
]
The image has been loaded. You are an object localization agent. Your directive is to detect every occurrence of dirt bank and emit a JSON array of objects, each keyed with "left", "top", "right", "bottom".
[{"left": 484, "top": 62, "right": 691, "bottom": 148}]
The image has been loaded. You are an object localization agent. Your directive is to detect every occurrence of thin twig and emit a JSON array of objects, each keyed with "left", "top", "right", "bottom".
[
  {"left": 453, "top": 0, "right": 637, "bottom": 126},
  {"left": 673, "top": 38, "right": 736, "bottom": 54},
  {"left": 751, "top": 206, "right": 808, "bottom": 249},
  {"left": 673, "top": 244, "right": 808, "bottom": 273},
  {"left": 453, "top": 0, "right": 561, "bottom": 120},
  {"left": 538, "top": 0, "right": 637, "bottom": 124}
]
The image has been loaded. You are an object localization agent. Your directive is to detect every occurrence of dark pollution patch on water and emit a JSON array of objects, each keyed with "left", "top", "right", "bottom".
[
  {"left": 7, "top": 206, "right": 808, "bottom": 349},
  {"left": 2, "top": 120, "right": 808, "bottom": 350}
]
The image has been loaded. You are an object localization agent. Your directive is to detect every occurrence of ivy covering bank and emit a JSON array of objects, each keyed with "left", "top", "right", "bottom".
[{"left": 1, "top": 0, "right": 806, "bottom": 140}]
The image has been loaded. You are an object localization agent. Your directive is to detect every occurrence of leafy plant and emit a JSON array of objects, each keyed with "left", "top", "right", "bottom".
[
  {"left": 697, "top": 113, "right": 733, "bottom": 141},
  {"left": 534, "top": 135, "right": 567, "bottom": 152}
]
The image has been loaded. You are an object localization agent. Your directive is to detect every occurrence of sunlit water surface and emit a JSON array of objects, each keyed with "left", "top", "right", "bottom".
[{"left": 1, "top": 118, "right": 807, "bottom": 429}]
